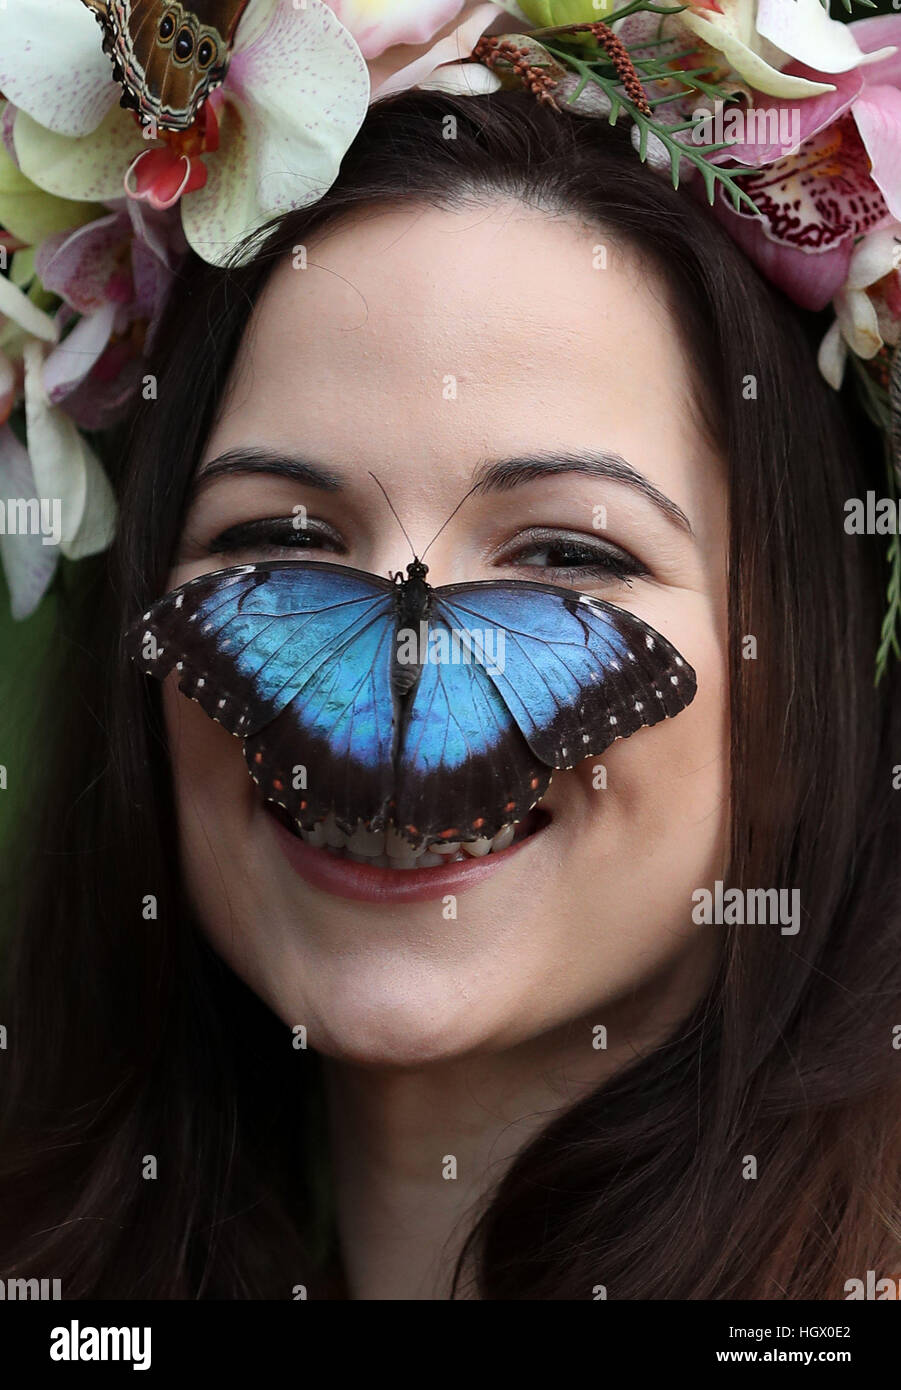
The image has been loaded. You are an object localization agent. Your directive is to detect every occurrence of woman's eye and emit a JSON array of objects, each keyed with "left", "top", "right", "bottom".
[
  {"left": 502, "top": 532, "right": 647, "bottom": 584},
  {"left": 207, "top": 516, "right": 346, "bottom": 558}
]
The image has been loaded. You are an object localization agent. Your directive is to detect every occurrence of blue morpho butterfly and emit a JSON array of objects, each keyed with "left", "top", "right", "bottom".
[{"left": 126, "top": 477, "right": 697, "bottom": 850}]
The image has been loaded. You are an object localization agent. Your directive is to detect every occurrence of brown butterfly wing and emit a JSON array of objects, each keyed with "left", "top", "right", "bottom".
[{"left": 82, "top": 0, "right": 250, "bottom": 130}]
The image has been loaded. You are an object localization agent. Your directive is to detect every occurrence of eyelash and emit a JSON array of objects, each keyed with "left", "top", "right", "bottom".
[
  {"left": 207, "top": 518, "right": 647, "bottom": 584},
  {"left": 499, "top": 530, "right": 646, "bottom": 585},
  {"left": 208, "top": 516, "right": 346, "bottom": 557}
]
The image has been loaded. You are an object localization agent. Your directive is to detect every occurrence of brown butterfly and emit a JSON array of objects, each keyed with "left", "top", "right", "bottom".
[{"left": 83, "top": 0, "right": 252, "bottom": 131}]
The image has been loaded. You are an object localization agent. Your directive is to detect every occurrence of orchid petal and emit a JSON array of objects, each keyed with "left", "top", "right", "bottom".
[
  {"left": 846, "top": 227, "right": 901, "bottom": 292},
  {"left": 0, "top": 0, "right": 119, "bottom": 137},
  {"left": 60, "top": 358, "right": 145, "bottom": 431},
  {"left": 22, "top": 339, "right": 116, "bottom": 557},
  {"left": 757, "top": 0, "right": 895, "bottom": 76},
  {"left": 849, "top": 15, "right": 901, "bottom": 87},
  {"left": 712, "top": 185, "right": 854, "bottom": 310},
  {"left": 681, "top": 9, "right": 835, "bottom": 98},
  {"left": 0, "top": 349, "right": 15, "bottom": 422},
  {"left": 851, "top": 85, "right": 901, "bottom": 223},
  {"left": 417, "top": 63, "right": 502, "bottom": 96},
  {"left": 35, "top": 211, "right": 130, "bottom": 314},
  {"left": 325, "top": 1, "right": 466, "bottom": 59},
  {"left": 43, "top": 301, "right": 118, "bottom": 403},
  {"left": 124, "top": 199, "right": 188, "bottom": 271},
  {"left": 716, "top": 116, "right": 891, "bottom": 295},
  {"left": 130, "top": 237, "right": 174, "bottom": 329},
  {"left": 0, "top": 140, "right": 102, "bottom": 245},
  {"left": 14, "top": 105, "right": 140, "bottom": 205},
  {"left": 9, "top": 249, "right": 35, "bottom": 291},
  {"left": 0, "top": 273, "right": 57, "bottom": 342},
  {"left": 0, "top": 424, "right": 60, "bottom": 619},
  {"left": 709, "top": 65, "right": 863, "bottom": 166},
  {"left": 817, "top": 317, "right": 848, "bottom": 390},
  {"left": 182, "top": 2, "right": 369, "bottom": 266},
  {"left": 372, "top": 2, "right": 504, "bottom": 98},
  {"left": 835, "top": 286, "right": 882, "bottom": 359}
]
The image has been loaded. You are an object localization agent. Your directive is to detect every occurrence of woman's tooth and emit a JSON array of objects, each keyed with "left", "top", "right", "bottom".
[
  {"left": 392, "top": 857, "right": 422, "bottom": 870},
  {"left": 347, "top": 852, "right": 376, "bottom": 865},
  {"left": 324, "top": 813, "right": 347, "bottom": 849},
  {"left": 430, "top": 841, "right": 461, "bottom": 855},
  {"left": 346, "top": 824, "right": 385, "bottom": 856},
  {"left": 385, "top": 825, "right": 424, "bottom": 859},
  {"left": 490, "top": 824, "right": 515, "bottom": 852},
  {"left": 301, "top": 821, "right": 327, "bottom": 847},
  {"left": 462, "top": 836, "right": 493, "bottom": 857},
  {"left": 418, "top": 852, "right": 443, "bottom": 867}
]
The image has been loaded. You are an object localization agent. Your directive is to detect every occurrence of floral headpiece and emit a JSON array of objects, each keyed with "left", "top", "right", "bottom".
[{"left": 0, "top": 0, "right": 899, "bottom": 673}]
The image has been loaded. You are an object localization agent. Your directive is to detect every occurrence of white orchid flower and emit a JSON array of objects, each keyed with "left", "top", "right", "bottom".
[
  {"left": 818, "top": 227, "right": 901, "bottom": 389},
  {"left": 0, "top": 305, "right": 116, "bottom": 617},
  {"left": 681, "top": 0, "right": 895, "bottom": 100},
  {"left": 0, "top": 0, "right": 371, "bottom": 267}
]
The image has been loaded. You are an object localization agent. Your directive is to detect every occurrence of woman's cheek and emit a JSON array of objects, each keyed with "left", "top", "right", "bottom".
[
  {"left": 568, "top": 610, "right": 730, "bottom": 887},
  {"left": 163, "top": 677, "right": 255, "bottom": 845}
]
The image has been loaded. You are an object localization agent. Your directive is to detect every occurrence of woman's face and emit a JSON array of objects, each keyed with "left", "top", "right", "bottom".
[{"left": 163, "top": 200, "right": 729, "bottom": 1066}]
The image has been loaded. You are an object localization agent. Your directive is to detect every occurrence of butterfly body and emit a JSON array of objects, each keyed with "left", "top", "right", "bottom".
[
  {"left": 388, "top": 559, "right": 432, "bottom": 701},
  {"left": 129, "top": 558, "right": 697, "bottom": 849},
  {"left": 83, "top": 0, "right": 251, "bottom": 130}
]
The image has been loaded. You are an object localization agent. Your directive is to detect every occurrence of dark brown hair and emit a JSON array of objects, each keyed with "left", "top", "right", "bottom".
[{"left": 1, "top": 89, "right": 898, "bottom": 1298}]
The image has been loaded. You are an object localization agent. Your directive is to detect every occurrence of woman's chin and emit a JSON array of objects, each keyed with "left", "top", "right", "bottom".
[{"left": 284, "top": 977, "right": 521, "bottom": 1070}]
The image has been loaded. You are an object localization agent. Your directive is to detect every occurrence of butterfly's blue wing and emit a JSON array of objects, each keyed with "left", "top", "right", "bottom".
[
  {"left": 431, "top": 580, "right": 697, "bottom": 769},
  {"left": 127, "top": 561, "right": 399, "bottom": 831},
  {"left": 392, "top": 610, "right": 551, "bottom": 846},
  {"left": 128, "top": 563, "right": 697, "bottom": 847}
]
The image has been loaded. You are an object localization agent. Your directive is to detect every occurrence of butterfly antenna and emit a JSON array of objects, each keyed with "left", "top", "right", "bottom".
[
  {"left": 369, "top": 472, "right": 416, "bottom": 559},
  {"left": 420, "top": 480, "right": 482, "bottom": 561}
]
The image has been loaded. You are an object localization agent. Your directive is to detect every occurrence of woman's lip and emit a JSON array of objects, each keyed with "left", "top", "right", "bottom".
[{"left": 266, "top": 811, "right": 543, "bottom": 904}]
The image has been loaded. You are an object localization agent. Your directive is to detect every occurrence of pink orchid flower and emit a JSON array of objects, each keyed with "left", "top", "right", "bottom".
[
  {"left": 325, "top": 1, "right": 468, "bottom": 59},
  {"left": 710, "top": 15, "right": 901, "bottom": 311},
  {"left": 34, "top": 207, "right": 177, "bottom": 429}
]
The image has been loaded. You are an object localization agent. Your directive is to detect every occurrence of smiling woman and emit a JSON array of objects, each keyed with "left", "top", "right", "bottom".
[{"left": 0, "top": 90, "right": 899, "bottom": 1301}]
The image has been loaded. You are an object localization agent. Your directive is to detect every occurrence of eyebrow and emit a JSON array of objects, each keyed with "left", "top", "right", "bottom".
[
  {"left": 471, "top": 451, "right": 693, "bottom": 534},
  {"left": 193, "top": 445, "right": 693, "bottom": 535},
  {"left": 192, "top": 448, "right": 343, "bottom": 496}
]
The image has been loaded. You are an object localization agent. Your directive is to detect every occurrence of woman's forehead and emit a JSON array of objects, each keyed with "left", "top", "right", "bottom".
[{"left": 209, "top": 201, "right": 710, "bottom": 503}]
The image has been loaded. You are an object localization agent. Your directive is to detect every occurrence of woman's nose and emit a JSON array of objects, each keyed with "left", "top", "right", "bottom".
[{"left": 370, "top": 536, "right": 462, "bottom": 589}]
